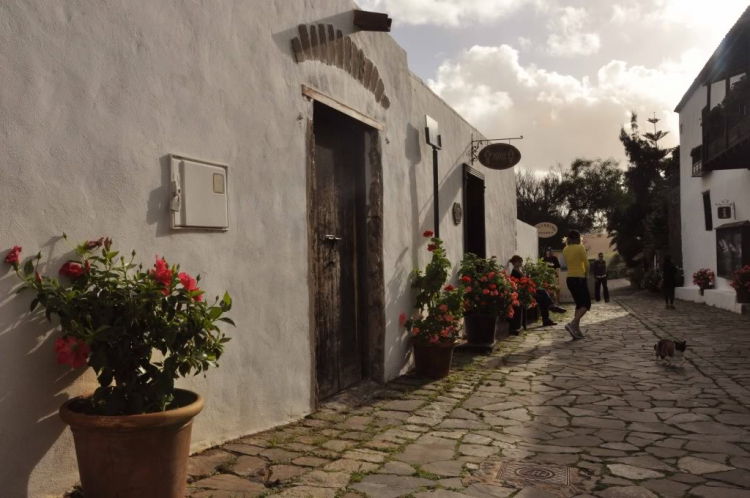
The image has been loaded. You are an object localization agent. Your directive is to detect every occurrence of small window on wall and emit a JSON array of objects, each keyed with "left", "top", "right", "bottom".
[{"left": 703, "top": 191, "right": 713, "bottom": 231}]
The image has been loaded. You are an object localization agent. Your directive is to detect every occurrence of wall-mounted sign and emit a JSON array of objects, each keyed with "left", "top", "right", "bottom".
[
  {"left": 452, "top": 202, "right": 463, "bottom": 225},
  {"left": 716, "top": 200, "right": 735, "bottom": 220},
  {"left": 425, "top": 115, "right": 442, "bottom": 149},
  {"left": 535, "top": 222, "right": 558, "bottom": 239},
  {"left": 477, "top": 143, "right": 521, "bottom": 170}
]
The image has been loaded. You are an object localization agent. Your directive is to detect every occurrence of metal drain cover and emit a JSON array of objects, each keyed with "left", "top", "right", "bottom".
[{"left": 496, "top": 461, "right": 570, "bottom": 486}]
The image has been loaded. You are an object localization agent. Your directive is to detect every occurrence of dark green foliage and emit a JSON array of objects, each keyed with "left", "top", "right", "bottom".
[{"left": 11, "top": 237, "right": 234, "bottom": 415}]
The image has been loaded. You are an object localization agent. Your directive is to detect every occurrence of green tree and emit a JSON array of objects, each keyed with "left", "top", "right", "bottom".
[
  {"left": 608, "top": 112, "right": 676, "bottom": 267},
  {"left": 516, "top": 159, "right": 623, "bottom": 250}
]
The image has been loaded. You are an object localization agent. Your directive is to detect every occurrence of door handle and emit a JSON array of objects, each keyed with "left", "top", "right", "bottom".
[{"left": 322, "top": 235, "right": 342, "bottom": 242}]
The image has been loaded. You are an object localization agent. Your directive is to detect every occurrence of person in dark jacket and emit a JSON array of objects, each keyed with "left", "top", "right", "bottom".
[
  {"left": 592, "top": 252, "right": 609, "bottom": 303},
  {"left": 509, "top": 255, "right": 565, "bottom": 329},
  {"left": 662, "top": 255, "right": 677, "bottom": 310}
]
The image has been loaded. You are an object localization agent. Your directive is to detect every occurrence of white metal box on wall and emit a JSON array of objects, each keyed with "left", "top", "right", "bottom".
[{"left": 170, "top": 154, "right": 229, "bottom": 230}]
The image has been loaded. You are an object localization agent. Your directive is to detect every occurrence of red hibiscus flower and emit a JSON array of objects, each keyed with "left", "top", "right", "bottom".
[
  {"left": 59, "top": 262, "right": 84, "bottom": 279},
  {"left": 178, "top": 272, "right": 202, "bottom": 301},
  {"left": 4, "top": 246, "right": 22, "bottom": 266},
  {"left": 423, "top": 230, "right": 434, "bottom": 238},
  {"left": 150, "top": 257, "right": 173, "bottom": 295},
  {"left": 54, "top": 336, "right": 90, "bottom": 369},
  {"left": 399, "top": 312, "right": 407, "bottom": 327},
  {"left": 444, "top": 285, "right": 456, "bottom": 292}
]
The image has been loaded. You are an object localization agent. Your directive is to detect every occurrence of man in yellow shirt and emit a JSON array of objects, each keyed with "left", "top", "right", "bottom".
[{"left": 562, "top": 231, "right": 590, "bottom": 339}]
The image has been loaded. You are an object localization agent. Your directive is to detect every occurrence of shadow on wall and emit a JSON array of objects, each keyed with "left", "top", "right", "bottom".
[
  {"left": 405, "top": 123, "right": 422, "bottom": 269},
  {"left": 384, "top": 247, "right": 413, "bottom": 375},
  {"left": 0, "top": 240, "right": 90, "bottom": 497},
  {"left": 146, "top": 155, "right": 173, "bottom": 238}
]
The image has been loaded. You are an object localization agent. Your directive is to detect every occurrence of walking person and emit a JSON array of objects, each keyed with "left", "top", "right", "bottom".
[
  {"left": 661, "top": 255, "right": 677, "bottom": 310},
  {"left": 543, "top": 247, "right": 562, "bottom": 305},
  {"left": 562, "top": 231, "right": 590, "bottom": 339},
  {"left": 592, "top": 252, "right": 610, "bottom": 303},
  {"left": 509, "top": 255, "right": 565, "bottom": 328}
]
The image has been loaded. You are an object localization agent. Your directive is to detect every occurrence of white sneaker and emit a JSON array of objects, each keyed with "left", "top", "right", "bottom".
[{"left": 565, "top": 323, "right": 579, "bottom": 340}]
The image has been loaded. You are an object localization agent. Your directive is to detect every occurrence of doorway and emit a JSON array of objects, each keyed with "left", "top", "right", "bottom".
[
  {"left": 463, "top": 165, "right": 487, "bottom": 257},
  {"left": 310, "top": 102, "right": 369, "bottom": 399}
]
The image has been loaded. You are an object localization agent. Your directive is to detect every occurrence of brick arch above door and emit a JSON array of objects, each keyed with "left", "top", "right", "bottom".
[{"left": 292, "top": 24, "right": 390, "bottom": 110}]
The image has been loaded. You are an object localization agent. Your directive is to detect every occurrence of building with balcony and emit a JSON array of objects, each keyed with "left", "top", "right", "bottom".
[{"left": 674, "top": 6, "right": 750, "bottom": 313}]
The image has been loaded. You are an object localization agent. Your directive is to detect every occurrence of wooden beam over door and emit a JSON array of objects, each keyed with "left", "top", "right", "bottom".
[{"left": 301, "top": 85, "right": 385, "bottom": 131}]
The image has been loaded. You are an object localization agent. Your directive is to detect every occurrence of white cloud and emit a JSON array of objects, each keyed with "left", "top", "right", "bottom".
[
  {"left": 518, "top": 36, "right": 532, "bottom": 51},
  {"left": 611, "top": 0, "right": 748, "bottom": 36},
  {"left": 428, "top": 44, "right": 706, "bottom": 169},
  {"left": 356, "top": 0, "right": 542, "bottom": 27},
  {"left": 546, "top": 6, "right": 601, "bottom": 57}
]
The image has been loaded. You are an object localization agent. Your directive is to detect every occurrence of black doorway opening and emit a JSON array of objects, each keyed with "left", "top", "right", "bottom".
[{"left": 463, "top": 164, "right": 487, "bottom": 258}]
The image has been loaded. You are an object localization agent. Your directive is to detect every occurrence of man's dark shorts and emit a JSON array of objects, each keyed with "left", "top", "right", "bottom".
[{"left": 567, "top": 277, "right": 591, "bottom": 311}]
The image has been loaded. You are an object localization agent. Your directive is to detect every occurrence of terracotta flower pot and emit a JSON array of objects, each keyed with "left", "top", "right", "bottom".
[
  {"left": 59, "top": 389, "right": 204, "bottom": 498},
  {"left": 412, "top": 340, "right": 455, "bottom": 379},
  {"left": 464, "top": 314, "right": 499, "bottom": 345},
  {"left": 737, "top": 287, "right": 750, "bottom": 304}
]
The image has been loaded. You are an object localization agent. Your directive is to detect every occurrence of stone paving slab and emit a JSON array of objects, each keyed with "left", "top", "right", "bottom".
[{"left": 69, "top": 286, "right": 750, "bottom": 497}]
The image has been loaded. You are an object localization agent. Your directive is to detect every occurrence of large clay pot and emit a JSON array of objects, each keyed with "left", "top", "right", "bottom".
[
  {"left": 737, "top": 287, "right": 750, "bottom": 304},
  {"left": 413, "top": 340, "right": 455, "bottom": 379},
  {"left": 59, "top": 389, "right": 204, "bottom": 498},
  {"left": 464, "top": 314, "right": 499, "bottom": 345}
]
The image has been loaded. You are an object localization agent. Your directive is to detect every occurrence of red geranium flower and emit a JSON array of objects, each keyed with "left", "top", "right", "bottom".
[
  {"left": 461, "top": 276, "right": 472, "bottom": 283},
  {"left": 423, "top": 230, "right": 434, "bottom": 238},
  {"left": 54, "top": 336, "right": 90, "bottom": 369},
  {"left": 488, "top": 272, "right": 496, "bottom": 278},
  {"left": 489, "top": 283, "right": 497, "bottom": 290},
  {"left": 4, "top": 246, "right": 22, "bottom": 266},
  {"left": 482, "top": 288, "right": 490, "bottom": 295},
  {"left": 399, "top": 312, "right": 407, "bottom": 327},
  {"left": 427, "top": 244, "right": 437, "bottom": 252},
  {"left": 444, "top": 284, "right": 456, "bottom": 292},
  {"left": 178, "top": 272, "right": 202, "bottom": 301},
  {"left": 465, "top": 286, "right": 472, "bottom": 293},
  {"left": 150, "top": 256, "right": 173, "bottom": 295},
  {"left": 59, "top": 262, "right": 84, "bottom": 279},
  {"left": 439, "top": 304, "right": 448, "bottom": 311}
]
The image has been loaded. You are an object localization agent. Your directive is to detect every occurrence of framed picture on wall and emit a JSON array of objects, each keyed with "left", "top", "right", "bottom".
[{"left": 716, "top": 221, "right": 750, "bottom": 279}]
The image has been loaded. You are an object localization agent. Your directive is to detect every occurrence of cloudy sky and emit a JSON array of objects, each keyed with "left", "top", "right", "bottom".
[{"left": 359, "top": 0, "right": 749, "bottom": 171}]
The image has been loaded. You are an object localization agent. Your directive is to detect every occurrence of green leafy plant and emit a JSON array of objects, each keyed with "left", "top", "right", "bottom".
[
  {"left": 642, "top": 269, "right": 661, "bottom": 292},
  {"left": 4, "top": 236, "right": 234, "bottom": 416},
  {"left": 399, "top": 231, "right": 464, "bottom": 344},
  {"left": 522, "top": 258, "right": 560, "bottom": 294},
  {"left": 457, "top": 253, "right": 516, "bottom": 319}
]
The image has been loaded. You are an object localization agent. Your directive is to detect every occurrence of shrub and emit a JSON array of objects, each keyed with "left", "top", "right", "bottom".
[
  {"left": 522, "top": 258, "right": 560, "bottom": 294},
  {"left": 457, "top": 253, "right": 516, "bottom": 320},
  {"left": 5, "top": 236, "right": 234, "bottom": 416},
  {"left": 400, "top": 231, "right": 464, "bottom": 344}
]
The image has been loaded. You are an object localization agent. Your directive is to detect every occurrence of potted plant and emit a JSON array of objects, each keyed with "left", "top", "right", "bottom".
[
  {"left": 521, "top": 258, "right": 559, "bottom": 323},
  {"left": 400, "top": 231, "right": 464, "bottom": 379},
  {"left": 457, "top": 253, "right": 516, "bottom": 347},
  {"left": 4, "top": 236, "right": 234, "bottom": 498},
  {"left": 731, "top": 265, "right": 750, "bottom": 304},
  {"left": 693, "top": 268, "right": 715, "bottom": 295}
]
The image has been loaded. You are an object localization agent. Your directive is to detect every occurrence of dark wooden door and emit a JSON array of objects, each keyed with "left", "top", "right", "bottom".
[
  {"left": 464, "top": 166, "right": 487, "bottom": 257},
  {"left": 311, "top": 103, "right": 367, "bottom": 400}
]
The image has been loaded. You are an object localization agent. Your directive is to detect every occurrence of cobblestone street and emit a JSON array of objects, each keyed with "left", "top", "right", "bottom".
[{"left": 186, "top": 289, "right": 750, "bottom": 498}]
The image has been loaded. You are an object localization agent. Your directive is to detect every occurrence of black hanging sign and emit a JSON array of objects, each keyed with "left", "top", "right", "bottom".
[{"left": 477, "top": 143, "right": 522, "bottom": 170}]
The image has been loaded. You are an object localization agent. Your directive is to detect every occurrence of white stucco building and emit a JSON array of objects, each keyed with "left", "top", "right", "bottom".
[
  {"left": 674, "top": 6, "right": 750, "bottom": 314},
  {"left": 0, "top": 2, "right": 532, "bottom": 495}
]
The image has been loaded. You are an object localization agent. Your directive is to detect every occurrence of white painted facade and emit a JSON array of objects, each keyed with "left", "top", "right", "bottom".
[
  {"left": 675, "top": 55, "right": 750, "bottom": 315},
  {"left": 515, "top": 220, "right": 539, "bottom": 262},
  {"left": 0, "top": 2, "right": 519, "bottom": 495}
]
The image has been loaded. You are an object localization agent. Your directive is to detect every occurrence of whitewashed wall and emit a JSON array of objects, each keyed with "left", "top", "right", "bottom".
[
  {"left": 0, "top": 1, "right": 517, "bottom": 496},
  {"left": 515, "top": 221, "right": 539, "bottom": 261},
  {"left": 677, "top": 83, "right": 750, "bottom": 312}
]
